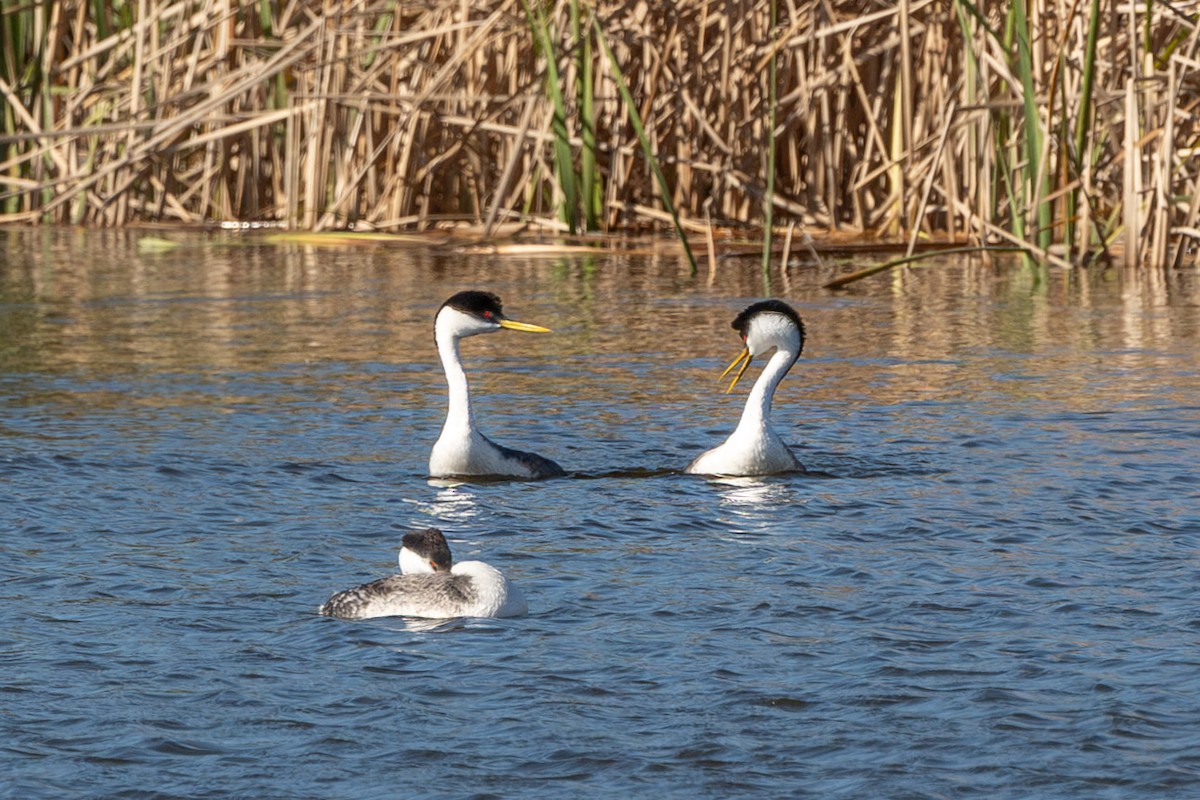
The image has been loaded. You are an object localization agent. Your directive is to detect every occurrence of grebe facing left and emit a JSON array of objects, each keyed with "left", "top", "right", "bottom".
[
  {"left": 428, "top": 290, "right": 564, "bottom": 479},
  {"left": 685, "top": 299, "right": 806, "bottom": 477},
  {"left": 319, "top": 528, "right": 527, "bottom": 620}
]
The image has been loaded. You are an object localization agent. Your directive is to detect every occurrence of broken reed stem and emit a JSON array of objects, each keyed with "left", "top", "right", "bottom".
[{"left": 0, "top": 0, "right": 1195, "bottom": 268}]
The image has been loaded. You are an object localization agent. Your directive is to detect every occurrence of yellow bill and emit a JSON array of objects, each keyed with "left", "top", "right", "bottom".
[
  {"left": 719, "top": 346, "right": 753, "bottom": 394},
  {"left": 499, "top": 319, "right": 552, "bottom": 333}
]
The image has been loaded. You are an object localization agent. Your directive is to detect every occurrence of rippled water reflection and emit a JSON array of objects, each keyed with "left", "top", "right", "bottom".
[{"left": 3, "top": 229, "right": 1199, "bottom": 798}]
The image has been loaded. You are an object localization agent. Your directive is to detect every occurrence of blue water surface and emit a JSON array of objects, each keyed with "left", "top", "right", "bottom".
[{"left": 2, "top": 230, "right": 1199, "bottom": 798}]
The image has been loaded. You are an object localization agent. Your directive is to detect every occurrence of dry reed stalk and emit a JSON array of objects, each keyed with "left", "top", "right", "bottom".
[
  {"left": 779, "top": 220, "right": 794, "bottom": 291},
  {"left": 1123, "top": 77, "right": 1140, "bottom": 268},
  {"left": 1173, "top": 62, "right": 1200, "bottom": 268},
  {"left": 0, "top": 0, "right": 1194, "bottom": 268},
  {"left": 1149, "top": 59, "right": 1176, "bottom": 265},
  {"left": 907, "top": 100, "right": 959, "bottom": 259},
  {"left": 897, "top": 0, "right": 914, "bottom": 234},
  {"left": 704, "top": 203, "right": 718, "bottom": 286}
]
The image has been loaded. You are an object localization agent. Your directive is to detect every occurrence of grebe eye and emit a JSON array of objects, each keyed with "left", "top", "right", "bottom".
[{"left": 483, "top": 311, "right": 494, "bottom": 319}]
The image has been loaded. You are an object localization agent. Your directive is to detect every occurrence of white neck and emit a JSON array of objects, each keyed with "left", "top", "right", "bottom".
[
  {"left": 732, "top": 345, "right": 798, "bottom": 435},
  {"left": 436, "top": 328, "right": 475, "bottom": 437}
]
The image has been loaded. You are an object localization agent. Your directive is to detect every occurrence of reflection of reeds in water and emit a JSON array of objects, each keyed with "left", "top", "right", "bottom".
[{"left": 0, "top": 1, "right": 1197, "bottom": 267}]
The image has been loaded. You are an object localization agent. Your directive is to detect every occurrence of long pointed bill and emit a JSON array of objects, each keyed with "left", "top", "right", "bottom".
[
  {"left": 719, "top": 346, "right": 753, "bottom": 394},
  {"left": 498, "top": 318, "right": 552, "bottom": 333}
]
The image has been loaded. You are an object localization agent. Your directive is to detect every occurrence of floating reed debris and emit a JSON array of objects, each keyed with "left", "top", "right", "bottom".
[{"left": 1, "top": 0, "right": 1197, "bottom": 267}]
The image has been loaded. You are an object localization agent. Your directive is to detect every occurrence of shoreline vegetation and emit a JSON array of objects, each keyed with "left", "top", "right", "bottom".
[{"left": 1, "top": 0, "right": 1198, "bottom": 269}]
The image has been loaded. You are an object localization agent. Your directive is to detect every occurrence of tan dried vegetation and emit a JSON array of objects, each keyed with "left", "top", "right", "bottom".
[{"left": 1, "top": 0, "right": 1198, "bottom": 267}]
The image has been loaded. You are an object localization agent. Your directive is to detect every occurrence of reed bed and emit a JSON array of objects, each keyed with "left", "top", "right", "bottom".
[{"left": 1, "top": 0, "right": 1198, "bottom": 267}]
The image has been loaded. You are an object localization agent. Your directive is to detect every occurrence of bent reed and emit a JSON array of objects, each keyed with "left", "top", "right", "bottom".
[{"left": 1, "top": 0, "right": 1197, "bottom": 267}]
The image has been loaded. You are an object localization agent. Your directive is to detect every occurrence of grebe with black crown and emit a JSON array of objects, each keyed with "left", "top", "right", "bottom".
[
  {"left": 319, "top": 528, "right": 528, "bottom": 620},
  {"left": 685, "top": 299, "right": 806, "bottom": 476},
  {"left": 428, "top": 291, "right": 565, "bottom": 479}
]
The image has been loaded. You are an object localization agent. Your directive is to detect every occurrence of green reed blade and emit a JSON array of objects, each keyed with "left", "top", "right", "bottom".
[
  {"left": 570, "top": 0, "right": 601, "bottom": 231},
  {"left": 523, "top": 0, "right": 579, "bottom": 233},
  {"left": 592, "top": 16, "right": 697, "bottom": 274},
  {"left": 1072, "top": 0, "right": 1101, "bottom": 176},
  {"left": 1009, "top": 0, "right": 1051, "bottom": 251},
  {"left": 90, "top": 0, "right": 110, "bottom": 40}
]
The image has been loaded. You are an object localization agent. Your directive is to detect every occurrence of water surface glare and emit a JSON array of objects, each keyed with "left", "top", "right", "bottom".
[{"left": 2, "top": 230, "right": 1200, "bottom": 798}]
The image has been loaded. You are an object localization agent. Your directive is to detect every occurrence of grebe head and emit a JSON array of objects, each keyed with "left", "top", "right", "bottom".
[
  {"left": 436, "top": 291, "right": 551, "bottom": 340},
  {"left": 721, "top": 300, "right": 806, "bottom": 392},
  {"left": 398, "top": 528, "right": 454, "bottom": 574}
]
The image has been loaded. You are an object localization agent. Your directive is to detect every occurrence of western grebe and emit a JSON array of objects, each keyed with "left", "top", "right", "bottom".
[
  {"left": 685, "top": 299, "right": 806, "bottom": 476},
  {"left": 428, "top": 290, "right": 565, "bottom": 479},
  {"left": 319, "top": 528, "right": 528, "bottom": 620}
]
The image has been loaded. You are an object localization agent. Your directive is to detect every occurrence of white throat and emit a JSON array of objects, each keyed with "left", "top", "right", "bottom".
[
  {"left": 732, "top": 344, "right": 798, "bottom": 437},
  {"left": 399, "top": 546, "right": 437, "bottom": 575},
  {"left": 436, "top": 324, "right": 476, "bottom": 438},
  {"left": 429, "top": 319, "right": 492, "bottom": 476}
]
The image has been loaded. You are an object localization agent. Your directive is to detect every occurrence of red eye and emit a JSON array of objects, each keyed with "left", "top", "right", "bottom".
[{"left": 483, "top": 311, "right": 494, "bottom": 319}]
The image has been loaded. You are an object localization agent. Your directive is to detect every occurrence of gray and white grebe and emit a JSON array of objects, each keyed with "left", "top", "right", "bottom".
[
  {"left": 428, "top": 291, "right": 564, "bottom": 479},
  {"left": 319, "top": 528, "right": 527, "bottom": 620},
  {"left": 686, "top": 300, "right": 806, "bottom": 476}
]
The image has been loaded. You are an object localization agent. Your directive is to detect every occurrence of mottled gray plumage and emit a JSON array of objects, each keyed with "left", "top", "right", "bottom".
[{"left": 319, "top": 572, "right": 478, "bottom": 619}]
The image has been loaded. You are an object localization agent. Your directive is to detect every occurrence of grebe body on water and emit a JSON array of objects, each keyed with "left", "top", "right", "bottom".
[
  {"left": 319, "top": 528, "right": 527, "bottom": 620},
  {"left": 428, "top": 291, "right": 564, "bottom": 479},
  {"left": 686, "top": 300, "right": 806, "bottom": 477}
]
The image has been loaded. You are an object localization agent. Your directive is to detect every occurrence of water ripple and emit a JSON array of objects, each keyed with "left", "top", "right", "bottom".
[{"left": 4, "top": 246, "right": 1200, "bottom": 797}]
